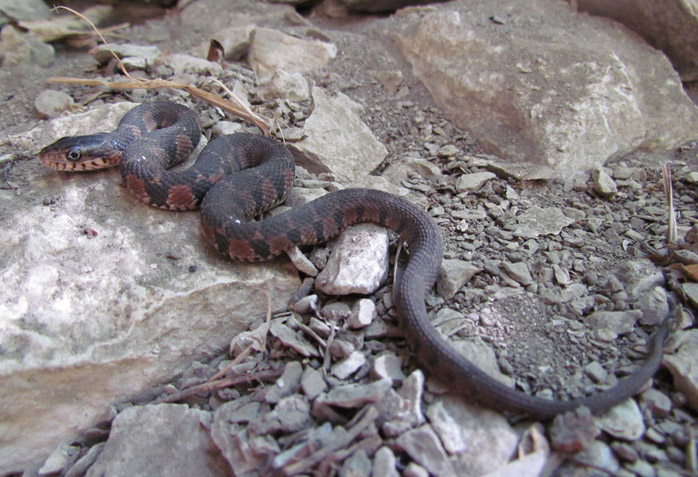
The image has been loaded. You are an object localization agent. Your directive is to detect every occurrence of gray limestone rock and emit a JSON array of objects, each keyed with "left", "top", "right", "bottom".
[
  {"left": 289, "top": 87, "right": 388, "bottom": 182},
  {"left": 392, "top": 0, "right": 698, "bottom": 175},
  {"left": 86, "top": 404, "right": 229, "bottom": 477},
  {"left": 0, "top": 102, "right": 299, "bottom": 472}
]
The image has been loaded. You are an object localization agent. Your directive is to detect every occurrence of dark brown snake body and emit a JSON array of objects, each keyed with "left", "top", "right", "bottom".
[{"left": 40, "top": 101, "right": 669, "bottom": 419}]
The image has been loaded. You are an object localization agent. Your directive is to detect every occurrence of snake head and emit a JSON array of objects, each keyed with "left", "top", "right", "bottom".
[{"left": 39, "top": 134, "right": 122, "bottom": 171}]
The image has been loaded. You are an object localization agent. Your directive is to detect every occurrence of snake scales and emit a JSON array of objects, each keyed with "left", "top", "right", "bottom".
[{"left": 40, "top": 100, "right": 668, "bottom": 419}]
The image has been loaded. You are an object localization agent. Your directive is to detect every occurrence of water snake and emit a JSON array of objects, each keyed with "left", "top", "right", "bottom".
[{"left": 39, "top": 100, "right": 669, "bottom": 419}]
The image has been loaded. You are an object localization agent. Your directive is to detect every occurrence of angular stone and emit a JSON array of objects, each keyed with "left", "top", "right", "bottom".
[
  {"left": 249, "top": 395, "right": 311, "bottom": 434},
  {"left": 301, "top": 366, "right": 327, "bottom": 400},
  {"left": 572, "top": 441, "right": 621, "bottom": 475},
  {"left": 259, "top": 69, "right": 310, "bottom": 102},
  {"left": 347, "top": 298, "right": 376, "bottom": 329},
  {"left": 455, "top": 172, "right": 496, "bottom": 192},
  {"left": 371, "top": 353, "right": 406, "bottom": 383},
  {"left": 663, "top": 329, "right": 698, "bottom": 412},
  {"left": 597, "top": 399, "right": 646, "bottom": 441},
  {"left": 289, "top": 87, "right": 388, "bottom": 182},
  {"left": 265, "top": 361, "right": 303, "bottom": 404},
  {"left": 315, "top": 379, "right": 392, "bottom": 408},
  {"left": 394, "top": 425, "right": 456, "bottom": 477},
  {"left": 316, "top": 224, "right": 389, "bottom": 295},
  {"left": 331, "top": 350, "right": 367, "bottom": 379},
  {"left": 501, "top": 261, "right": 533, "bottom": 286},
  {"left": 248, "top": 28, "right": 337, "bottom": 82},
  {"left": 437, "top": 395, "right": 518, "bottom": 475},
  {"left": 86, "top": 405, "right": 228, "bottom": 476},
  {"left": 513, "top": 206, "right": 575, "bottom": 238},
  {"left": 585, "top": 310, "right": 642, "bottom": 338},
  {"left": 426, "top": 401, "right": 467, "bottom": 453},
  {"left": 373, "top": 446, "right": 400, "bottom": 477},
  {"left": 577, "top": 0, "right": 698, "bottom": 81},
  {"left": 90, "top": 43, "right": 161, "bottom": 65},
  {"left": 592, "top": 166, "right": 618, "bottom": 198},
  {"left": 393, "top": 0, "right": 698, "bottom": 175}
]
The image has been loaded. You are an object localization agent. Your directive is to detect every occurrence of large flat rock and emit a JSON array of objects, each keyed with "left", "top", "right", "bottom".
[{"left": 0, "top": 103, "right": 300, "bottom": 473}]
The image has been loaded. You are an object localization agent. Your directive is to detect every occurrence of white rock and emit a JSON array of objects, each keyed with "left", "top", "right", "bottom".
[
  {"left": 259, "top": 69, "right": 310, "bottom": 102},
  {"left": 592, "top": 166, "right": 618, "bottom": 197},
  {"left": 332, "top": 350, "right": 367, "bottom": 379},
  {"left": 211, "top": 120, "right": 244, "bottom": 137},
  {"left": 436, "top": 395, "right": 519, "bottom": 475},
  {"left": 501, "top": 261, "right": 533, "bottom": 286},
  {"left": 89, "top": 44, "right": 161, "bottom": 65},
  {"left": 300, "top": 365, "right": 327, "bottom": 400},
  {"left": 597, "top": 399, "right": 646, "bottom": 441},
  {"left": 394, "top": 425, "right": 456, "bottom": 477},
  {"left": 315, "top": 379, "right": 392, "bottom": 409},
  {"left": 426, "top": 400, "right": 467, "bottom": 453},
  {"left": 371, "top": 353, "right": 406, "bottom": 383},
  {"left": 38, "top": 443, "right": 79, "bottom": 476},
  {"left": 373, "top": 446, "right": 400, "bottom": 477},
  {"left": 289, "top": 87, "right": 388, "bottom": 182},
  {"left": 347, "top": 298, "right": 375, "bottom": 329},
  {"left": 573, "top": 440, "right": 621, "bottom": 475},
  {"left": 382, "top": 370, "right": 426, "bottom": 436},
  {"left": 455, "top": 172, "right": 496, "bottom": 192},
  {"left": 663, "top": 329, "right": 698, "bottom": 412},
  {"left": 248, "top": 28, "right": 337, "bottom": 82},
  {"left": 165, "top": 53, "right": 223, "bottom": 76},
  {"left": 638, "top": 286, "right": 669, "bottom": 326},
  {"left": 316, "top": 223, "right": 389, "bottom": 295},
  {"left": 34, "top": 90, "right": 74, "bottom": 119}
]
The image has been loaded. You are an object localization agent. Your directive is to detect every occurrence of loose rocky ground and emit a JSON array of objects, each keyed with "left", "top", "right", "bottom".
[{"left": 1, "top": 0, "right": 697, "bottom": 476}]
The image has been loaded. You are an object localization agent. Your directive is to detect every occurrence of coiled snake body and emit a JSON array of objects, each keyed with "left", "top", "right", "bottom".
[{"left": 40, "top": 101, "right": 668, "bottom": 419}]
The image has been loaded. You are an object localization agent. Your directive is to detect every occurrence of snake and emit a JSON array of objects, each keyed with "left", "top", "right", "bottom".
[{"left": 40, "top": 100, "right": 669, "bottom": 420}]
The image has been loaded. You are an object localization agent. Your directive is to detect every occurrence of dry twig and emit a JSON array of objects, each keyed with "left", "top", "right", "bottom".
[
  {"left": 663, "top": 163, "right": 677, "bottom": 245},
  {"left": 46, "top": 6, "right": 273, "bottom": 134},
  {"left": 153, "top": 368, "right": 283, "bottom": 404}
]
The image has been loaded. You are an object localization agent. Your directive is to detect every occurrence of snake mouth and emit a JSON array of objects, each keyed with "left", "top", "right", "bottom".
[{"left": 39, "top": 152, "right": 121, "bottom": 171}]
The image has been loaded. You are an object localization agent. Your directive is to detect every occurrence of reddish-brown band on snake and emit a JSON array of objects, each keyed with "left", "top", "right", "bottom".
[{"left": 39, "top": 101, "right": 669, "bottom": 419}]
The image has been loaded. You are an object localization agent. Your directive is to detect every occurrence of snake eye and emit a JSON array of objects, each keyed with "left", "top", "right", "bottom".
[{"left": 66, "top": 148, "right": 83, "bottom": 162}]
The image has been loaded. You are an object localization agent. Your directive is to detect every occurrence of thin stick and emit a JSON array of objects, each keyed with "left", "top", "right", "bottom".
[
  {"left": 662, "top": 163, "right": 677, "bottom": 245},
  {"left": 46, "top": 6, "right": 273, "bottom": 134},
  {"left": 46, "top": 76, "right": 273, "bottom": 134},
  {"left": 51, "top": 6, "right": 137, "bottom": 80},
  {"left": 152, "top": 368, "right": 283, "bottom": 404}
]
